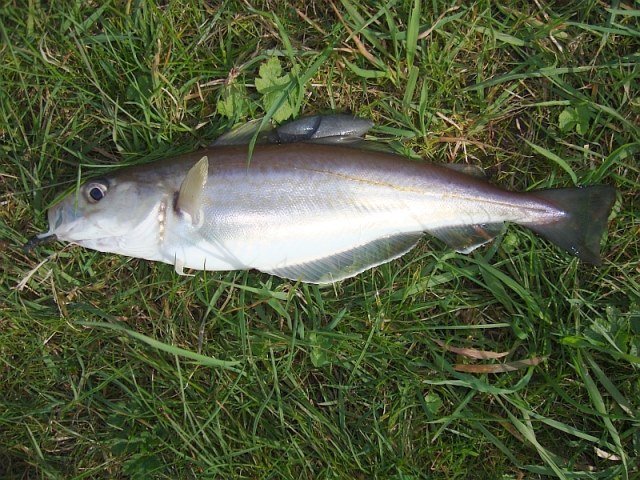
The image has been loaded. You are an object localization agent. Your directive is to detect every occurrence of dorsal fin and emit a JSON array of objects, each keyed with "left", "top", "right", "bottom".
[
  {"left": 176, "top": 156, "right": 208, "bottom": 226},
  {"left": 276, "top": 114, "right": 373, "bottom": 143},
  {"left": 212, "top": 119, "right": 277, "bottom": 146},
  {"left": 212, "top": 114, "right": 374, "bottom": 147}
]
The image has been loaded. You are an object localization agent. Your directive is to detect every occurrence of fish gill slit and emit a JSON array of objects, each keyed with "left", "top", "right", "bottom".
[{"left": 158, "top": 197, "right": 167, "bottom": 244}]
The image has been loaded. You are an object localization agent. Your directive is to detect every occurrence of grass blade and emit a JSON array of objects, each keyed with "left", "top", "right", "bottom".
[{"left": 79, "top": 321, "right": 244, "bottom": 372}]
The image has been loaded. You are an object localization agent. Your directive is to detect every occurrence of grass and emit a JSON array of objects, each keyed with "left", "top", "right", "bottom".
[{"left": 1, "top": 0, "right": 639, "bottom": 478}]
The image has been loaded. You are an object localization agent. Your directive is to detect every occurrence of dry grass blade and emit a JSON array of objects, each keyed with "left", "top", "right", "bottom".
[
  {"left": 454, "top": 356, "right": 548, "bottom": 374},
  {"left": 594, "top": 447, "right": 622, "bottom": 461},
  {"left": 435, "top": 338, "right": 510, "bottom": 360},
  {"left": 329, "top": 1, "right": 378, "bottom": 66},
  {"left": 417, "top": 5, "right": 460, "bottom": 40}
]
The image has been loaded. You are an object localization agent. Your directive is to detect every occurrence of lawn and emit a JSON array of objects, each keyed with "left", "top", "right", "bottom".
[{"left": 1, "top": 1, "right": 638, "bottom": 478}]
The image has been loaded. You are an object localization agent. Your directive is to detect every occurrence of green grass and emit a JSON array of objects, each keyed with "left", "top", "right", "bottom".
[{"left": 1, "top": 1, "right": 639, "bottom": 478}]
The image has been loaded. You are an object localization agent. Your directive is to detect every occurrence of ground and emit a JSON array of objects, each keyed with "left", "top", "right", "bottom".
[{"left": 0, "top": 1, "right": 638, "bottom": 478}]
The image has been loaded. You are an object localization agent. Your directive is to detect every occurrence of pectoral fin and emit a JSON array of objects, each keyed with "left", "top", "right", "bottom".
[{"left": 177, "top": 156, "right": 208, "bottom": 226}]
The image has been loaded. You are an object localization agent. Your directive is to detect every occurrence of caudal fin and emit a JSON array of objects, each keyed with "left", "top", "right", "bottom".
[{"left": 525, "top": 185, "right": 616, "bottom": 265}]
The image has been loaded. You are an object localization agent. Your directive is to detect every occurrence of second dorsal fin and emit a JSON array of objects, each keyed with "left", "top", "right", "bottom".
[{"left": 442, "top": 163, "right": 487, "bottom": 178}]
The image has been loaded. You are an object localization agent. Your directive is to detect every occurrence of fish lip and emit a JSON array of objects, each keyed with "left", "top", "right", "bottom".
[
  {"left": 23, "top": 233, "right": 58, "bottom": 252},
  {"left": 23, "top": 203, "right": 68, "bottom": 252}
]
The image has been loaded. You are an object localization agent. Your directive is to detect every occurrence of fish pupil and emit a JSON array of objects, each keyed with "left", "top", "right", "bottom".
[{"left": 90, "top": 187, "right": 104, "bottom": 201}]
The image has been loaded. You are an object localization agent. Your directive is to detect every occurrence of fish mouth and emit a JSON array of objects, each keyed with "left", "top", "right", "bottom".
[
  {"left": 23, "top": 202, "right": 71, "bottom": 252},
  {"left": 23, "top": 233, "right": 58, "bottom": 252}
]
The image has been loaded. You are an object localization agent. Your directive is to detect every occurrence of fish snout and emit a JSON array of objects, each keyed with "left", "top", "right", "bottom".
[
  {"left": 42, "top": 200, "right": 82, "bottom": 241},
  {"left": 48, "top": 202, "right": 67, "bottom": 232}
]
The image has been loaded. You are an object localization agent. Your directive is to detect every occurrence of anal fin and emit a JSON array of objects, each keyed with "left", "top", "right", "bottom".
[
  {"left": 263, "top": 233, "right": 422, "bottom": 284},
  {"left": 429, "top": 223, "right": 504, "bottom": 254}
]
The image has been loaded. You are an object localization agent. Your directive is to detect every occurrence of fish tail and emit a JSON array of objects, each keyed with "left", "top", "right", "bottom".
[{"left": 523, "top": 185, "right": 616, "bottom": 265}]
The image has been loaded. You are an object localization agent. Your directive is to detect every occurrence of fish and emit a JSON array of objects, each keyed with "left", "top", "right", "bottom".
[{"left": 26, "top": 115, "right": 616, "bottom": 284}]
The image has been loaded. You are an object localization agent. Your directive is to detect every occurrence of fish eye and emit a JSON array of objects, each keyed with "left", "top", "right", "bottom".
[{"left": 85, "top": 182, "right": 108, "bottom": 203}]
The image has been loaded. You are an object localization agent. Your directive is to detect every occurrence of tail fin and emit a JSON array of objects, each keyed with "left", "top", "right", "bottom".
[{"left": 525, "top": 185, "right": 616, "bottom": 265}]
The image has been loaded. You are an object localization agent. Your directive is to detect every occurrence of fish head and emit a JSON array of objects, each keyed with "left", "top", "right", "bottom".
[{"left": 36, "top": 173, "right": 166, "bottom": 257}]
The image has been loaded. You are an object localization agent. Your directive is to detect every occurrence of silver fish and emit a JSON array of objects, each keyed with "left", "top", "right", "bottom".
[{"left": 28, "top": 115, "right": 616, "bottom": 284}]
